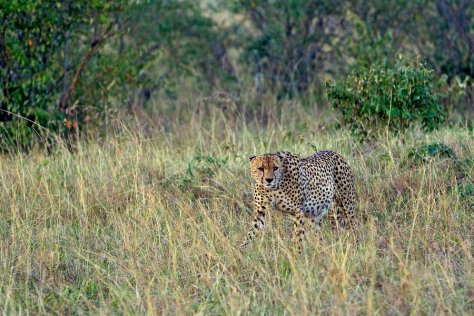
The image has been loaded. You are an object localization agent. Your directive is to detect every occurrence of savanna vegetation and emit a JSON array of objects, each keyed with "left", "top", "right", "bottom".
[{"left": 0, "top": 0, "right": 473, "bottom": 314}]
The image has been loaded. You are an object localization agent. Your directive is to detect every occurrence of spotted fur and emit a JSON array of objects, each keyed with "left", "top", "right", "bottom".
[{"left": 240, "top": 150, "right": 356, "bottom": 253}]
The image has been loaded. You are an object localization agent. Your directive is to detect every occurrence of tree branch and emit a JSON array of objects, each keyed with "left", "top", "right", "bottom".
[{"left": 59, "top": 23, "right": 115, "bottom": 114}]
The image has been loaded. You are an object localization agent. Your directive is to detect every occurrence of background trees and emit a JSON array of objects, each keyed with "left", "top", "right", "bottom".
[{"left": 1, "top": 0, "right": 473, "bottom": 149}]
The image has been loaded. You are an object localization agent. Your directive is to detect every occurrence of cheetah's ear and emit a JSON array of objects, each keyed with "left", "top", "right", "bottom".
[
  {"left": 249, "top": 155, "right": 256, "bottom": 161},
  {"left": 276, "top": 153, "right": 285, "bottom": 160}
]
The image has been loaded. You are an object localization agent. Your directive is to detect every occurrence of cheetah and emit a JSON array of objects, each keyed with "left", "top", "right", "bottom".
[{"left": 240, "top": 150, "right": 356, "bottom": 253}]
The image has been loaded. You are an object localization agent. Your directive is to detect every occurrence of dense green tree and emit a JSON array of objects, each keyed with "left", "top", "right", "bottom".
[
  {"left": 0, "top": 0, "right": 232, "bottom": 150},
  {"left": 0, "top": 0, "right": 125, "bottom": 148}
]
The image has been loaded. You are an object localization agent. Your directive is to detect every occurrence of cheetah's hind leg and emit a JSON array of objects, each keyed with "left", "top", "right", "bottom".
[{"left": 333, "top": 193, "right": 356, "bottom": 230}]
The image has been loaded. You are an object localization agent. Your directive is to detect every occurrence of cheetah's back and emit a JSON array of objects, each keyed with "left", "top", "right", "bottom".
[{"left": 300, "top": 150, "right": 356, "bottom": 228}]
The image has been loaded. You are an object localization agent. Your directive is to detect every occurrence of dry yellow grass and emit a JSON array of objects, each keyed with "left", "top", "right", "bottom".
[{"left": 0, "top": 107, "right": 473, "bottom": 314}]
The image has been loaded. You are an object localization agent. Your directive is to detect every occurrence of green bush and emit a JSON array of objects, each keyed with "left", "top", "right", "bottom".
[
  {"left": 326, "top": 57, "right": 445, "bottom": 140},
  {"left": 407, "top": 142, "right": 456, "bottom": 164}
]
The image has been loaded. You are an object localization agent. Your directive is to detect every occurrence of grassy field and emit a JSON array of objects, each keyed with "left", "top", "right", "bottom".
[{"left": 0, "top": 105, "right": 473, "bottom": 314}]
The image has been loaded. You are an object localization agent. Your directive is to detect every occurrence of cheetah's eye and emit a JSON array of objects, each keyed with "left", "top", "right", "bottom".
[
  {"left": 258, "top": 167, "right": 264, "bottom": 172},
  {"left": 273, "top": 167, "right": 279, "bottom": 171}
]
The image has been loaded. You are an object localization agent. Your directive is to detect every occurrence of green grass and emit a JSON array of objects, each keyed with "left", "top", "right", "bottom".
[{"left": 0, "top": 107, "right": 473, "bottom": 314}]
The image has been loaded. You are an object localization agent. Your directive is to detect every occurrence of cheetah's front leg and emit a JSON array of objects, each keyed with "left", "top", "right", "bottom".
[
  {"left": 292, "top": 210, "right": 305, "bottom": 253},
  {"left": 240, "top": 187, "right": 267, "bottom": 252}
]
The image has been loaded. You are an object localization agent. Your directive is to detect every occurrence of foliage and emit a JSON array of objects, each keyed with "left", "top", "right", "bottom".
[
  {"left": 437, "top": 74, "right": 473, "bottom": 118},
  {"left": 408, "top": 142, "right": 456, "bottom": 164},
  {"left": 396, "top": 0, "right": 474, "bottom": 112},
  {"left": 0, "top": 0, "right": 125, "bottom": 150},
  {"left": 1, "top": 0, "right": 474, "bottom": 151},
  {"left": 223, "top": 0, "right": 345, "bottom": 98},
  {"left": 181, "top": 153, "right": 228, "bottom": 188},
  {"left": 0, "top": 0, "right": 232, "bottom": 151},
  {"left": 343, "top": 10, "right": 398, "bottom": 69},
  {"left": 326, "top": 57, "right": 445, "bottom": 140},
  {"left": 110, "top": 1, "right": 235, "bottom": 106},
  {"left": 419, "top": 0, "right": 474, "bottom": 79}
]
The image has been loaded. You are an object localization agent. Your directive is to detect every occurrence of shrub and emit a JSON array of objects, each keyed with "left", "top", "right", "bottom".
[
  {"left": 180, "top": 154, "right": 228, "bottom": 189},
  {"left": 326, "top": 57, "right": 445, "bottom": 140},
  {"left": 407, "top": 142, "right": 456, "bottom": 164}
]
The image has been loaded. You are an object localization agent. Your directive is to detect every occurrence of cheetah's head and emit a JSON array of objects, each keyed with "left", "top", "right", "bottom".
[{"left": 249, "top": 153, "right": 285, "bottom": 189}]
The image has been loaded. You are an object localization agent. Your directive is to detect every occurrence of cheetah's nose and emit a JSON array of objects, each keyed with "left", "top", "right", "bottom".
[{"left": 265, "top": 178, "right": 273, "bottom": 183}]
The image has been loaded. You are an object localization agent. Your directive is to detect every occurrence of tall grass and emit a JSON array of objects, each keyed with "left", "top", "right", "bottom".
[{"left": 0, "top": 105, "right": 473, "bottom": 314}]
